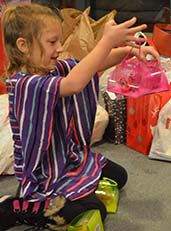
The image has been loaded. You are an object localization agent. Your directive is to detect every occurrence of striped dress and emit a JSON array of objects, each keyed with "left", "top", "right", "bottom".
[{"left": 6, "top": 59, "right": 107, "bottom": 202}]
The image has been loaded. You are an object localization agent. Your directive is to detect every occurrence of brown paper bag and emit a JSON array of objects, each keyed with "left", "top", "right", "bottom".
[
  {"left": 91, "top": 10, "right": 117, "bottom": 43},
  {"left": 59, "top": 7, "right": 95, "bottom": 60},
  {"left": 61, "top": 8, "right": 83, "bottom": 43},
  {"left": 59, "top": 7, "right": 116, "bottom": 60}
]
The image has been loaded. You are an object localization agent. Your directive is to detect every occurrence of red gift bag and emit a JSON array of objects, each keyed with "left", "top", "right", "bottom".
[
  {"left": 126, "top": 86, "right": 171, "bottom": 155},
  {"left": 0, "top": 81, "right": 7, "bottom": 94},
  {"left": 152, "top": 23, "right": 171, "bottom": 57},
  {"left": 0, "top": 17, "right": 7, "bottom": 78}
]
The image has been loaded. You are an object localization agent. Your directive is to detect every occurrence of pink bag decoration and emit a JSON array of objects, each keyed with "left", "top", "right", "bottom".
[{"left": 107, "top": 57, "right": 169, "bottom": 98}]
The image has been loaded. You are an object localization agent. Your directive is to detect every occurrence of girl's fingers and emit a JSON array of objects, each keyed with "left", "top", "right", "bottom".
[
  {"left": 145, "top": 47, "right": 160, "bottom": 61},
  {"left": 125, "top": 41, "right": 140, "bottom": 48},
  {"left": 126, "top": 35, "right": 147, "bottom": 44},
  {"left": 129, "top": 24, "right": 147, "bottom": 34},
  {"left": 119, "top": 17, "right": 137, "bottom": 28},
  {"left": 140, "top": 55, "right": 147, "bottom": 61}
]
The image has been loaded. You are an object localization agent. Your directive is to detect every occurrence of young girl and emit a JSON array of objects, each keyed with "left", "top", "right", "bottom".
[{"left": 0, "top": 3, "right": 159, "bottom": 231}]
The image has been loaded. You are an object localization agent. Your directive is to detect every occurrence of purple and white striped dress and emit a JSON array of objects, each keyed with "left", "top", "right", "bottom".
[{"left": 6, "top": 59, "right": 107, "bottom": 202}]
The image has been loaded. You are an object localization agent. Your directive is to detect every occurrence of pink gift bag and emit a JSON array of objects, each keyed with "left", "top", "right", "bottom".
[{"left": 107, "top": 58, "right": 169, "bottom": 98}]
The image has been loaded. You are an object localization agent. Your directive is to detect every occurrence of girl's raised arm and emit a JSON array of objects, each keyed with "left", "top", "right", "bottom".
[{"left": 60, "top": 17, "right": 147, "bottom": 97}]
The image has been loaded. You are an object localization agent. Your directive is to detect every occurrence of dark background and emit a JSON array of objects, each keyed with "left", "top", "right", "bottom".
[{"left": 31, "top": 0, "right": 171, "bottom": 31}]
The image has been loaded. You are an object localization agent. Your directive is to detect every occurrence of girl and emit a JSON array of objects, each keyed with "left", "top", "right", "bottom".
[{"left": 0, "top": 3, "right": 159, "bottom": 231}]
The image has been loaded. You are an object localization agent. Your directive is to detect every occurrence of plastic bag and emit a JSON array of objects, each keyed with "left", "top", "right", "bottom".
[
  {"left": 91, "top": 104, "right": 109, "bottom": 145},
  {"left": 149, "top": 98, "right": 171, "bottom": 161},
  {"left": 0, "top": 94, "right": 14, "bottom": 175},
  {"left": 95, "top": 177, "right": 119, "bottom": 213},
  {"left": 107, "top": 58, "right": 169, "bottom": 98}
]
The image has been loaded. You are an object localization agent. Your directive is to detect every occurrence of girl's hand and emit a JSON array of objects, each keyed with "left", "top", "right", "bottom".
[
  {"left": 132, "top": 46, "right": 160, "bottom": 61},
  {"left": 101, "top": 17, "right": 147, "bottom": 50}
]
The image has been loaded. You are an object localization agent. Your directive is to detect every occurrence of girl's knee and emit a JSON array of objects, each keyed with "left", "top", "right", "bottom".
[
  {"left": 78, "top": 193, "right": 107, "bottom": 221},
  {"left": 118, "top": 166, "right": 128, "bottom": 189},
  {"left": 97, "top": 198, "right": 107, "bottom": 221}
]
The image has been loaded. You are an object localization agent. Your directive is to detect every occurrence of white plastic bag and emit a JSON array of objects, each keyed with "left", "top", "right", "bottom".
[
  {"left": 91, "top": 104, "right": 109, "bottom": 145},
  {"left": 0, "top": 94, "right": 14, "bottom": 174},
  {"left": 149, "top": 98, "right": 171, "bottom": 161}
]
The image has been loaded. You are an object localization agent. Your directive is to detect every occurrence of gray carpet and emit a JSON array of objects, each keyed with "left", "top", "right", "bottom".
[{"left": 0, "top": 142, "right": 171, "bottom": 231}]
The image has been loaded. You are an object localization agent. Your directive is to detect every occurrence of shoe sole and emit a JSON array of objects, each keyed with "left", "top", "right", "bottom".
[{"left": 0, "top": 195, "right": 12, "bottom": 203}]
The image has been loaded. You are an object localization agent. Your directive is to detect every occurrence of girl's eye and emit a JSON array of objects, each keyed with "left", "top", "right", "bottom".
[{"left": 50, "top": 41, "right": 56, "bottom": 44}]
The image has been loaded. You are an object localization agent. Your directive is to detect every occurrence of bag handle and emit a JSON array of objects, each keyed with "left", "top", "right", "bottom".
[
  {"left": 122, "top": 31, "right": 148, "bottom": 63},
  {"left": 121, "top": 45, "right": 141, "bottom": 64},
  {"left": 101, "top": 177, "right": 118, "bottom": 187}
]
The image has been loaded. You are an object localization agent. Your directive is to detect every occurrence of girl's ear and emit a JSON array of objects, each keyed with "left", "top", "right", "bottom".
[{"left": 16, "top": 37, "right": 29, "bottom": 54}]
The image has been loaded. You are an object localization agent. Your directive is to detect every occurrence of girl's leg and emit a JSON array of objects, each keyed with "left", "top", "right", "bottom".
[
  {"left": 0, "top": 192, "right": 107, "bottom": 230},
  {"left": 15, "top": 183, "right": 107, "bottom": 223},
  {"left": 58, "top": 192, "right": 107, "bottom": 223},
  {"left": 0, "top": 196, "right": 50, "bottom": 230},
  {"left": 101, "top": 159, "right": 128, "bottom": 189},
  {"left": 0, "top": 196, "right": 17, "bottom": 231},
  {"left": 57, "top": 160, "right": 127, "bottom": 223}
]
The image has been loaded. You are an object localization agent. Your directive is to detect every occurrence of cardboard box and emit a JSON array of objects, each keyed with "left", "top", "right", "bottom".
[{"left": 67, "top": 209, "right": 104, "bottom": 231}]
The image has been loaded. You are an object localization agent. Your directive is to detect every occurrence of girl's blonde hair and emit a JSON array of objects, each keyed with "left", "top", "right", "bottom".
[{"left": 1, "top": 3, "right": 62, "bottom": 78}]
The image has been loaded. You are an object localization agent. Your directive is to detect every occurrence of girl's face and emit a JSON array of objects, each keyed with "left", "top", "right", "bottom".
[{"left": 31, "top": 18, "right": 63, "bottom": 71}]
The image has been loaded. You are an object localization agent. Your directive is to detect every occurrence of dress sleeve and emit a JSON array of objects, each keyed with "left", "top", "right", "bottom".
[
  {"left": 14, "top": 74, "right": 62, "bottom": 184},
  {"left": 54, "top": 58, "right": 79, "bottom": 76}
]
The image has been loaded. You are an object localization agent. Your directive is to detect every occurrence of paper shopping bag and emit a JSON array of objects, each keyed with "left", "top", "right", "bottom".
[
  {"left": 0, "top": 17, "right": 7, "bottom": 78},
  {"left": 152, "top": 23, "right": 171, "bottom": 57},
  {"left": 149, "top": 98, "right": 171, "bottom": 161},
  {"left": 126, "top": 87, "right": 171, "bottom": 155},
  {"left": 103, "top": 91, "right": 127, "bottom": 144},
  {"left": 0, "top": 81, "right": 7, "bottom": 94},
  {"left": 59, "top": 7, "right": 116, "bottom": 60}
]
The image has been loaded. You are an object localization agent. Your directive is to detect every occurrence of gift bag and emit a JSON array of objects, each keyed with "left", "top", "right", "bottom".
[
  {"left": 0, "top": 94, "right": 14, "bottom": 175},
  {"left": 152, "top": 23, "right": 171, "bottom": 57},
  {"left": 95, "top": 177, "right": 119, "bottom": 213},
  {"left": 0, "top": 81, "right": 7, "bottom": 94},
  {"left": 103, "top": 91, "right": 127, "bottom": 144},
  {"left": 67, "top": 209, "right": 104, "bottom": 231},
  {"left": 59, "top": 7, "right": 116, "bottom": 60},
  {"left": 126, "top": 87, "right": 171, "bottom": 155},
  {"left": 149, "top": 98, "right": 171, "bottom": 161},
  {"left": 0, "top": 17, "right": 7, "bottom": 78},
  {"left": 107, "top": 58, "right": 169, "bottom": 98},
  {"left": 91, "top": 104, "right": 109, "bottom": 145}
]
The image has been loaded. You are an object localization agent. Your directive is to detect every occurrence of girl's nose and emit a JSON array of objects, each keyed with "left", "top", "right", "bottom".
[{"left": 56, "top": 42, "right": 63, "bottom": 53}]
